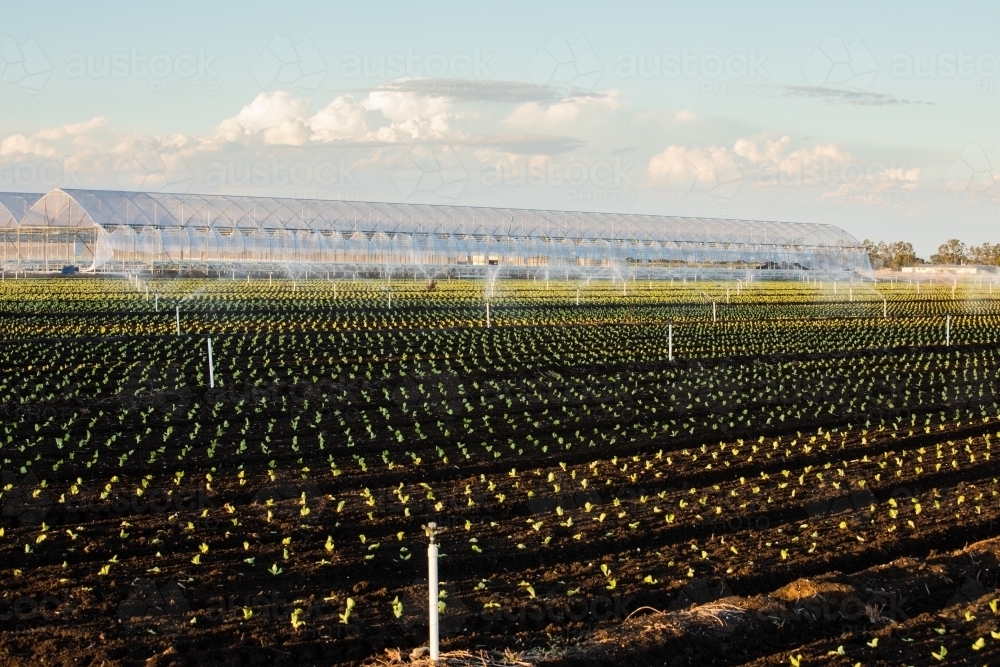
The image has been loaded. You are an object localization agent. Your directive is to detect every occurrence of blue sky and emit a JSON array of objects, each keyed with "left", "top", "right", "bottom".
[{"left": 1, "top": 0, "right": 998, "bottom": 256}]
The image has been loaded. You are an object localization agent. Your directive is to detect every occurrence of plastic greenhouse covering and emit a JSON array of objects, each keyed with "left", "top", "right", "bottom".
[{"left": 0, "top": 189, "right": 872, "bottom": 277}]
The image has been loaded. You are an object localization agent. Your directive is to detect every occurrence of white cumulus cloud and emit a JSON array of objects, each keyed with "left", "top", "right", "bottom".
[
  {"left": 505, "top": 91, "right": 622, "bottom": 127},
  {"left": 207, "top": 87, "right": 456, "bottom": 146},
  {"left": 216, "top": 91, "right": 311, "bottom": 139},
  {"left": 649, "top": 136, "right": 920, "bottom": 205},
  {"left": 1, "top": 116, "right": 110, "bottom": 157}
]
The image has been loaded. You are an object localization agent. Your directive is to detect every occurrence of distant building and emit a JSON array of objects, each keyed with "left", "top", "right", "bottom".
[{"left": 901, "top": 265, "right": 998, "bottom": 275}]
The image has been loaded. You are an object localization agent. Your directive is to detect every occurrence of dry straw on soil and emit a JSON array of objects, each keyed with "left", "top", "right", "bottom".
[
  {"left": 369, "top": 602, "right": 751, "bottom": 666},
  {"left": 371, "top": 648, "right": 538, "bottom": 666}
]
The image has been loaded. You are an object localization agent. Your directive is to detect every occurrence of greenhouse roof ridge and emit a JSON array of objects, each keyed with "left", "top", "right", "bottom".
[
  {"left": 0, "top": 188, "right": 864, "bottom": 249},
  {"left": 0, "top": 192, "right": 45, "bottom": 227},
  {"left": 56, "top": 187, "right": 857, "bottom": 238}
]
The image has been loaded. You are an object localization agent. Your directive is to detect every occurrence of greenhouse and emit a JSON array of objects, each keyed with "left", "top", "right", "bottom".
[{"left": 0, "top": 189, "right": 873, "bottom": 278}]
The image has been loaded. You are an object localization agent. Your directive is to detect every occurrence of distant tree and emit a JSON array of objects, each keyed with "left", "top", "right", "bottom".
[
  {"left": 968, "top": 242, "right": 1000, "bottom": 266},
  {"left": 862, "top": 238, "right": 1000, "bottom": 268},
  {"left": 930, "top": 239, "right": 968, "bottom": 264},
  {"left": 863, "top": 239, "right": 921, "bottom": 269},
  {"left": 862, "top": 239, "right": 882, "bottom": 268},
  {"left": 884, "top": 241, "right": 919, "bottom": 269}
]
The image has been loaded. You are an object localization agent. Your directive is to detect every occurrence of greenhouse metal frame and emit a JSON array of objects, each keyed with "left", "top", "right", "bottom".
[{"left": 0, "top": 189, "right": 873, "bottom": 278}]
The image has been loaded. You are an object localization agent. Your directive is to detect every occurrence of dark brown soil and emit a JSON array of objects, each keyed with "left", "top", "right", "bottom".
[{"left": 2, "top": 280, "right": 1000, "bottom": 666}]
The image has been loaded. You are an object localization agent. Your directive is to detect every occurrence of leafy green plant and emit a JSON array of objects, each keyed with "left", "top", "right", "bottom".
[{"left": 339, "top": 598, "right": 355, "bottom": 624}]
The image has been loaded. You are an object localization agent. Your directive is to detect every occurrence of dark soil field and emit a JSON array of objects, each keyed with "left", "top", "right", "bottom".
[{"left": 3, "top": 276, "right": 1000, "bottom": 666}]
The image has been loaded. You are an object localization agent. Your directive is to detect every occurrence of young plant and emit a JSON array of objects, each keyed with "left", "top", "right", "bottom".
[{"left": 339, "top": 598, "right": 355, "bottom": 624}]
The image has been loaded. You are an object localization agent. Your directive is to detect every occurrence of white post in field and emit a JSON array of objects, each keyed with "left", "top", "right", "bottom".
[
  {"left": 668, "top": 321, "right": 673, "bottom": 361},
  {"left": 883, "top": 298, "right": 887, "bottom": 318},
  {"left": 207, "top": 337, "right": 214, "bottom": 389},
  {"left": 946, "top": 314, "right": 951, "bottom": 346},
  {"left": 486, "top": 301, "right": 490, "bottom": 328},
  {"left": 175, "top": 305, "right": 180, "bottom": 335},
  {"left": 427, "top": 523, "right": 439, "bottom": 661},
  {"left": 155, "top": 293, "right": 158, "bottom": 311},
  {"left": 712, "top": 301, "right": 717, "bottom": 322}
]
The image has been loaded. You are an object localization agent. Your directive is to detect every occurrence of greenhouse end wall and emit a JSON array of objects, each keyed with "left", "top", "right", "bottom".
[{"left": 0, "top": 189, "right": 873, "bottom": 278}]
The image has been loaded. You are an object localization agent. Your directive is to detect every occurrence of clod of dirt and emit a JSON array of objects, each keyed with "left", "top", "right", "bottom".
[{"left": 772, "top": 578, "right": 856, "bottom": 601}]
